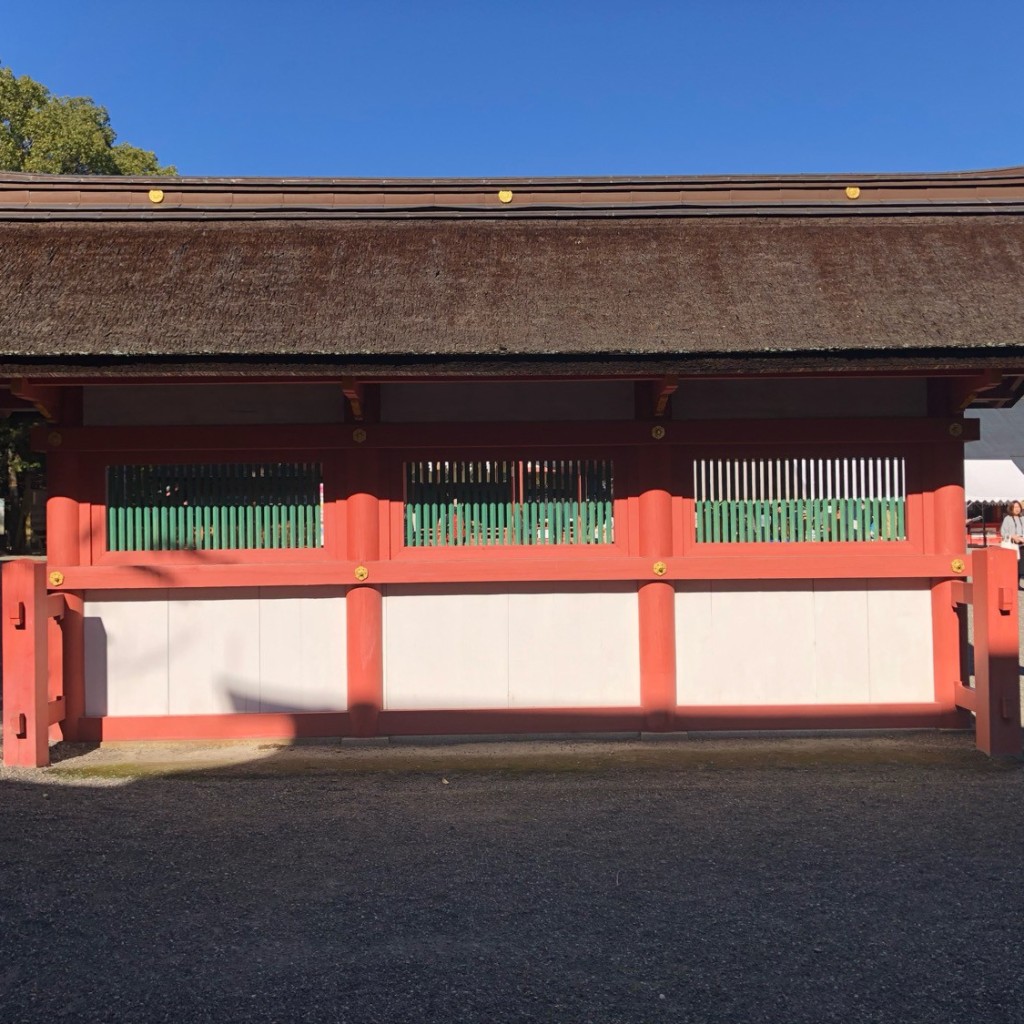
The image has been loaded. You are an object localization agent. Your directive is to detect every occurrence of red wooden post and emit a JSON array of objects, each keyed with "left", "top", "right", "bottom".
[
  {"left": 346, "top": 450, "right": 383, "bottom": 737},
  {"left": 55, "top": 593, "right": 85, "bottom": 741},
  {"left": 926, "top": 433, "right": 971, "bottom": 722},
  {"left": 931, "top": 580, "right": 969, "bottom": 723},
  {"left": 2, "top": 560, "right": 50, "bottom": 767},
  {"left": 46, "top": 450, "right": 84, "bottom": 741},
  {"left": 638, "top": 444, "right": 677, "bottom": 731},
  {"left": 972, "top": 548, "right": 1022, "bottom": 757}
]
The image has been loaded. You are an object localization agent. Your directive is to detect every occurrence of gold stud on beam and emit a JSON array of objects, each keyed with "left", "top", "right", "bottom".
[
  {"left": 47, "top": 431, "right": 62, "bottom": 447},
  {"left": 148, "top": 189, "right": 165, "bottom": 204},
  {"left": 845, "top": 186, "right": 861, "bottom": 200},
  {"left": 651, "top": 425, "right": 666, "bottom": 440},
  {"left": 352, "top": 428, "right": 367, "bottom": 444},
  {"left": 48, "top": 571, "right": 65, "bottom": 588},
  {"left": 354, "top": 566, "right": 369, "bottom": 582},
  {"left": 497, "top": 190, "right": 513, "bottom": 203},
  {"left": 950, "top": 558, "right": 965, "bottom": 574},
  {"left": 948, "top": 422, "right": 964, "bottom": 437},
  {"left": 652, "top": 561, "right": 667, "bottom": 576}
]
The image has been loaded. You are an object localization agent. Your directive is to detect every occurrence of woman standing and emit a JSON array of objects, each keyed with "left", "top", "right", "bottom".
[{"left": 1000, "top": 500, "right": 1024, "bottom": 586}]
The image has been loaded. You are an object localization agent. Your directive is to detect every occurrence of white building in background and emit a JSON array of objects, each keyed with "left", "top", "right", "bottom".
[{"left": 966, "top": 405, "right": 1024, "bottom": 503}]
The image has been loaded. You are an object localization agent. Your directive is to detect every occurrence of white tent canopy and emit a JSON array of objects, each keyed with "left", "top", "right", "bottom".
[{"left": 964, "top": 460, "right": 1024, "bottom": 502}]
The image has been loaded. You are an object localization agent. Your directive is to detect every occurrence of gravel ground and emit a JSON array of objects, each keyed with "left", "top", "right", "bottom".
[{"left": 1, "top": 733, "right": 1023, "bottom": 1024}]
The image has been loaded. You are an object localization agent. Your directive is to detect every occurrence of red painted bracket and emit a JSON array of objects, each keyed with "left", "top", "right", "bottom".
[
  {"left": 950, "top": 371, "right": 1003, "bottom": 412},
  {"left": 11, "top": 379, "right": 62, "bottom": 421},
  {"left": 652, "top": 376, "right": 679, "bottom": 418},
  {"left": 341, "top": 379, "right": 364, "bottom": 421}
]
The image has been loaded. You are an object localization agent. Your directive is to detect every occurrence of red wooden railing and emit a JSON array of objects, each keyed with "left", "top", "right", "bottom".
[{"left": 4, "top": 548, "right": 1021, "bottom": 766}]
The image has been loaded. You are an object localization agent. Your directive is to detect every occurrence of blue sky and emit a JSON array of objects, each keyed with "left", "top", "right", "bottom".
[{"left": 4, "top": 0, "right": 1022, "bottom": 178}]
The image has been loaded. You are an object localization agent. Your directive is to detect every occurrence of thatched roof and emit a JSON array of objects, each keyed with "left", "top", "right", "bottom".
[
  {"left": 0, "top": 215, "right": 1022, "bottom": 361},
  {"left": 0, "top": 170, "right": 1023, "bottom": 379}
]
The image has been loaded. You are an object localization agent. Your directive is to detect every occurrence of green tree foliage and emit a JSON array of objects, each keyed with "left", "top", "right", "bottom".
[
  {"left": 0, "top": 66, "right": 175, "bottom": 549},
  {"left": 0, "top": 414, "right": 44, "bottom": 554},
  {"left": 0, "top": 64, "right": 175, "bottom": 175}
]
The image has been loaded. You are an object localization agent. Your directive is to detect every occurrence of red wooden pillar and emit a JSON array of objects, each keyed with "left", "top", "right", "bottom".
[
  {"left": 972, "top": 548, "right": 1022, "bottom": 757},
  {"left": 346, "top": 449, "right": 383, "bottom": 737},
  {"left": 638, "top": 444, "right": 677, "bottom": 731},
  {"left": 2, "top": 560, "right": 50, "bottom": 766},
  {"left": 928, "top": 435, "right": 970, "bottom": 719},
  {"left": 46, "top": 450, "right": 85, "bottom": 740},
  {"left": 931, "top": 438, "right": 966, "bottom": 556}
]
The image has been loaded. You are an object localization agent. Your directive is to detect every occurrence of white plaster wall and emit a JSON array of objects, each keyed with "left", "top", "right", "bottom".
[
  {"left": 673, "top": 379, "right": 927, "bottom": 420},
  {"left": 675, "top": 580, "right": 934, "bottom": 706},
  {"left": 380, "top": 381, "right": 635, "bottom": 422},
  {"left": 84, "top": 588, "right": 347, "bottom": 716},
  {"left": 383, "top": 584, "right": 640, "bottom": 710},
  {"left": 383, "top": 586, "right": 510, "bottom": 710},
  {"left": 83, "top": 590, "right": 170, "bottom": 716},
  {"left": 83, "top": 384, "right": 345, "bottom": 425}
]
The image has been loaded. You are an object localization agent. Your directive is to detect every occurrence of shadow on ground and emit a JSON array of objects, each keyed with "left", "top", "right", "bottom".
[{"left": 1, "top": 732, "right": 1023, "bottom": 1024}]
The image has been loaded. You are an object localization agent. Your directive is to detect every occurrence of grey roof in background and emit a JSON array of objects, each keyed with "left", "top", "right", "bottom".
[{"left": 967, "top": 403, "right": 1024, "bottom": 458}]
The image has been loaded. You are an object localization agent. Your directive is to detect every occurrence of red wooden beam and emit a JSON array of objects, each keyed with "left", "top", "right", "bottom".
[
  {"left": 48, "top": 698, "right": 66, "bottom": 725},
  {"left": 68, "top": 702, "right": 965, "bottom": 744},
  {"left": 77, "top": 712, "right": 352, "bottom": 743},
  {"left": 676, "top": 703, "right": 964, "bottom": 731},
  {"left": 31, "top": 417, "right": 981, "bottom": 454},
  {"left": 955, "top": 684, "right": 977, "bottom": 713},
  {"left": 49, "top": 552, "right": 966, "bottom": 591}
]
